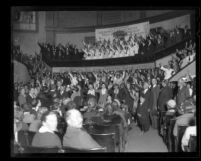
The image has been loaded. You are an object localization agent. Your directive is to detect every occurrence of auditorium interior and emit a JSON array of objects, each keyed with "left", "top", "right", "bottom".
[{"left": 11, "top": 8, "right": 198, "bottom": 156}]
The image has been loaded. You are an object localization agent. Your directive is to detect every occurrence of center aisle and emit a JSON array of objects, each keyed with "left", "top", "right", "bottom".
[{"left": 125, "top": 123, "right": 168, "bottom": 152}]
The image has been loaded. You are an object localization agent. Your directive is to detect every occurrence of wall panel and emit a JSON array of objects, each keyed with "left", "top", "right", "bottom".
[
  {"left": 12, "top": 12, "right": 46, "bottom": 55},
  {"left": 58, "top": 11, "right": 97, "bottom": 28},
  {"left": 55, "top": 32, "right": 95, "bottom": 49}
]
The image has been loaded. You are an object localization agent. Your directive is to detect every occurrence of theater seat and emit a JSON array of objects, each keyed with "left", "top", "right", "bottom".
[
  {"left": 187, "top": 135, "right": 196, "bottom": 152},
  {"left": 18, "top": 130, "right": 29, "bottom": 147},
  {"left": 62, "top": 146, "right": 107, "bottom": 153},
  {"left": 175, "top": 125, "right": 188, "bottom": 152},
  {"left": 167, "top": 118, "right": 176, "bottom": 152},
  {"left": 27, "top": 131, "right": 36, "bottom": 146},
  {"left": 90, "top": 133, "right": 116, "bottom": 152}
]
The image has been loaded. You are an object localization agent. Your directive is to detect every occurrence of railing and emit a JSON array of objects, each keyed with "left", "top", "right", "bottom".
[{"left": 42, "top": 38, "right": 191, "bottom": 68}]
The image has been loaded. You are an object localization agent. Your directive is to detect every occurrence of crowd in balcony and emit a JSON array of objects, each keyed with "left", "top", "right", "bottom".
[
  {"left": 38, "top": 42, "right": 84, "bottom": 61},
  {"left": 38, "top": 25, "right": 191, "bottom": 62},
  {"left": 12, "top": 44, "right": 49, "bottom": 79},
  {"left": 82, "top": 25, "right": 191, "bottom": 60},
  {"left": 160, "top": 39, "right": 196, "bottom": 76}
]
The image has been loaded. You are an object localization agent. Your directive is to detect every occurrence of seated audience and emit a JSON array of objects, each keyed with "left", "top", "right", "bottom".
[
  {"left": 32, "top": 111, "right": 62, "bottom": 148},
  {"left": 166, "top": 99, "right": 177, "bottom": 116},
  {"left": 173, "top": 101, "right": 195, "bottom": 138},
  {"left": 29, "top": 107, "right": 48, "bottom": 132},
  {"left": 181, "top": 121, "right": 196, "bottom": 151},
  {"left": 63, "top": 109, "right": 101, "bottom": 149}
]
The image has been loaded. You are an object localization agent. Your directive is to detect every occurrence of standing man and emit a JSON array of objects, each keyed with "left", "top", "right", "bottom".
[
  {"left": 176, "top": 78, "right": 190, "bottom": 108},
  {"left": 158, "top": 80, "right": 173, "bottom": 133},
  {"left": 150, "top": 78, "right": 160, "bottom": 129},
  {"left": 137, "top": 82, "right": 152, "bottom": 134}
]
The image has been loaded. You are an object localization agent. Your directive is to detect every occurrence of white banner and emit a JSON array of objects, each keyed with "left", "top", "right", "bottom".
[{"left": 95, "top": 21, "right": 150, "bottom": 41}]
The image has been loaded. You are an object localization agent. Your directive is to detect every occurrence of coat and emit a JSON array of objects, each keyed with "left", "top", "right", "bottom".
[
  {"left": 158, "top": 86, "right": 173, "bottom": 111},
  {"left": 136, "top": 89, "right": 151, "bottom": 132},
  {"left": 176, "top": 86, "right": 190, "bottom": 107},
  {"left": 63, "top": 126, "right": 101, "bottom": 149},
  {"left": 32, "top": 132, "right": 62, "bottom": 148}
]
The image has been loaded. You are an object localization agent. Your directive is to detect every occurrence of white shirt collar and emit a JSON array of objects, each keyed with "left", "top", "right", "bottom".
[{"left": 144, "top": 89, "right": 148, "bottom": 94}]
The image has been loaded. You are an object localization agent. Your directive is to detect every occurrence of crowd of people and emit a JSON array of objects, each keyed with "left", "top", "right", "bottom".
[
  {"left": 13, "top": 19, "right": 196, "bottom": 152},
  {"left": 12, "top": 44, "right": 50, "bottom": 79},
  {"left": 37, "top": 25, "right": 191, "bottom": 61},
  {"left": 38, "top": 42, "right": 84, "bottom": 61},
  {"left": 13, "top": 58, "right": 196, "bottom": 152},
  {"left": 82, "top": 25, "right": 191, "bottom": 60}
]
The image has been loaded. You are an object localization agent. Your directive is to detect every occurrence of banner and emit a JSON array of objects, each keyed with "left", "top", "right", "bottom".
[{"left": 95, "top": 21, "right": 150, "bottom": 41}]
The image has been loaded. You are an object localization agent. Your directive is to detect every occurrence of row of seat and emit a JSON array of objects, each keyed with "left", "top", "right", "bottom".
[
  {"left": 15, "top": 122, "right": 124, "bottom": 153},
  {"left": 160, "top": 112, "right": 196, "bottom": 152},
  {"left": 12, "top": 143, "right": 107, "bottom": 154}
]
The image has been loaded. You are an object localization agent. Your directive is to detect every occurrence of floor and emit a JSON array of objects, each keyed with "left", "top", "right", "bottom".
[{"left": 125, "top": 123, "right": 168, "bottom": 152}]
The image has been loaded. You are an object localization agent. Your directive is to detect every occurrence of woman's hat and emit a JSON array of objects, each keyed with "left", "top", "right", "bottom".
[{"left": 167, "top": 100, "right": 176, "bottom": 109}]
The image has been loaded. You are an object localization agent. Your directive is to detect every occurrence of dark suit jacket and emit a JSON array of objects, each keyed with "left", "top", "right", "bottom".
[
  {"left": 158, "top": 86, "right": 173, "bottom": 111},
  {"left": 26, "top": 94, "right": 35, "bottom": 106},
  {"left": 32, "top": 132, "right": 62, "bottom": 148},
  {"left": 176, "top": 86, "right": 190, "bottom": 107},
  {"left": 63, "top": 126, "right": 101, "bottom": 149},
  {"left": 140, "top": 89, "right": 152, "bottom": 112}
]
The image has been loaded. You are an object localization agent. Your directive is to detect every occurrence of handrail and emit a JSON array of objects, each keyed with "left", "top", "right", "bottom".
[
  {"left": 42, "top": 38, "right": 191, "bottom": 68},
  {"left": 169, "top": 59, "right": 196, "bottom": 82}
]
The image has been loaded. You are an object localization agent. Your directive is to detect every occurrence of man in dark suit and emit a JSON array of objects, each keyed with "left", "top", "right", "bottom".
[
  {"left": 137, "top": 82, "right": 151, "bottom": 134},
  {"left": 150, "top": 78, "right": 160, "bottom": 129},
  {"left": 157, "top": 80, "right": 173, "bottom": 133},
  {"left": 176, "top": 79, "right": 190, "bottom": 108},
  {"left": 158, "top": 80, "right": 173, "bottom": 112}
]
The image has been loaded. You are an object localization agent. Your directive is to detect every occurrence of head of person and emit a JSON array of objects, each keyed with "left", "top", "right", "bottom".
[
  {"left": 111, "top": 100, "right": 120, "bottom": 111},
  {"left": 88, "top": 83, "right": 94, "bottom": 90},
  {"left": 65, "top": 109, "right": 83, "bottom": 128},
  {"left": 87, "top": 97, "right": 97, "bottom": 109},
  {"left": 116, "top": 73, "right": 120, "bottom": 78},
  {"left": 66, "top": 101, "right": 77, "bottom": 111},
  {"left": 62, "top": 97, "right": 71, "bottom": 106},
  {"left": 101, "top": 83, "right": 106, "bottom": 89},
  {"left": 29, "top": 88, "right": 35, "bottom": 96},
  {"left": 166, "top": 99, "right": 176, "bottom": 110},
  {"left": 143, "top": 82, "right": 149, "bottom": 90},
  {"left": 114, "top": 84, "right": 119, "bottom": 90},
  {"left": 152, "top": 78, "right": 157, "bottom": 86},
  {"left": 41, "top": 111, "right": 58, "bottom": 132},
  {"left": 104, "top": 103, "right": 113, "bottom": 116},
  {"left": 37, "top": 107, "right": 48, "bottom": 120},
  {"left": 107, "top": 95, "right": 113, "bottom": 103},
  {"left": 162, "top": 80, "right": 167, "bottom": 87},
  {"left": 186, "top": 82, "right": 192, "bottom": 89},
  {"left": 178, "top": 78, "right": 186, "bottom": 88},
  {"left": 126, "top": 83, "right": 131, "bottom": 90},
  {"left": 20, "top": 88, "right": 25, "bottom": 95}
]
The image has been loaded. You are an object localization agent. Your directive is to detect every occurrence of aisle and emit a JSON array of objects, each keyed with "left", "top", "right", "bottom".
[{"left": 125, "top": 123, "right": 168, "bottom": 152}]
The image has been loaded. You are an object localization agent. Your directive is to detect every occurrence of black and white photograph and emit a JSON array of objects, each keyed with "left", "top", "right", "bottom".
[{"left": 11, "top": 7, "right": 198, "bottom": 157}]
